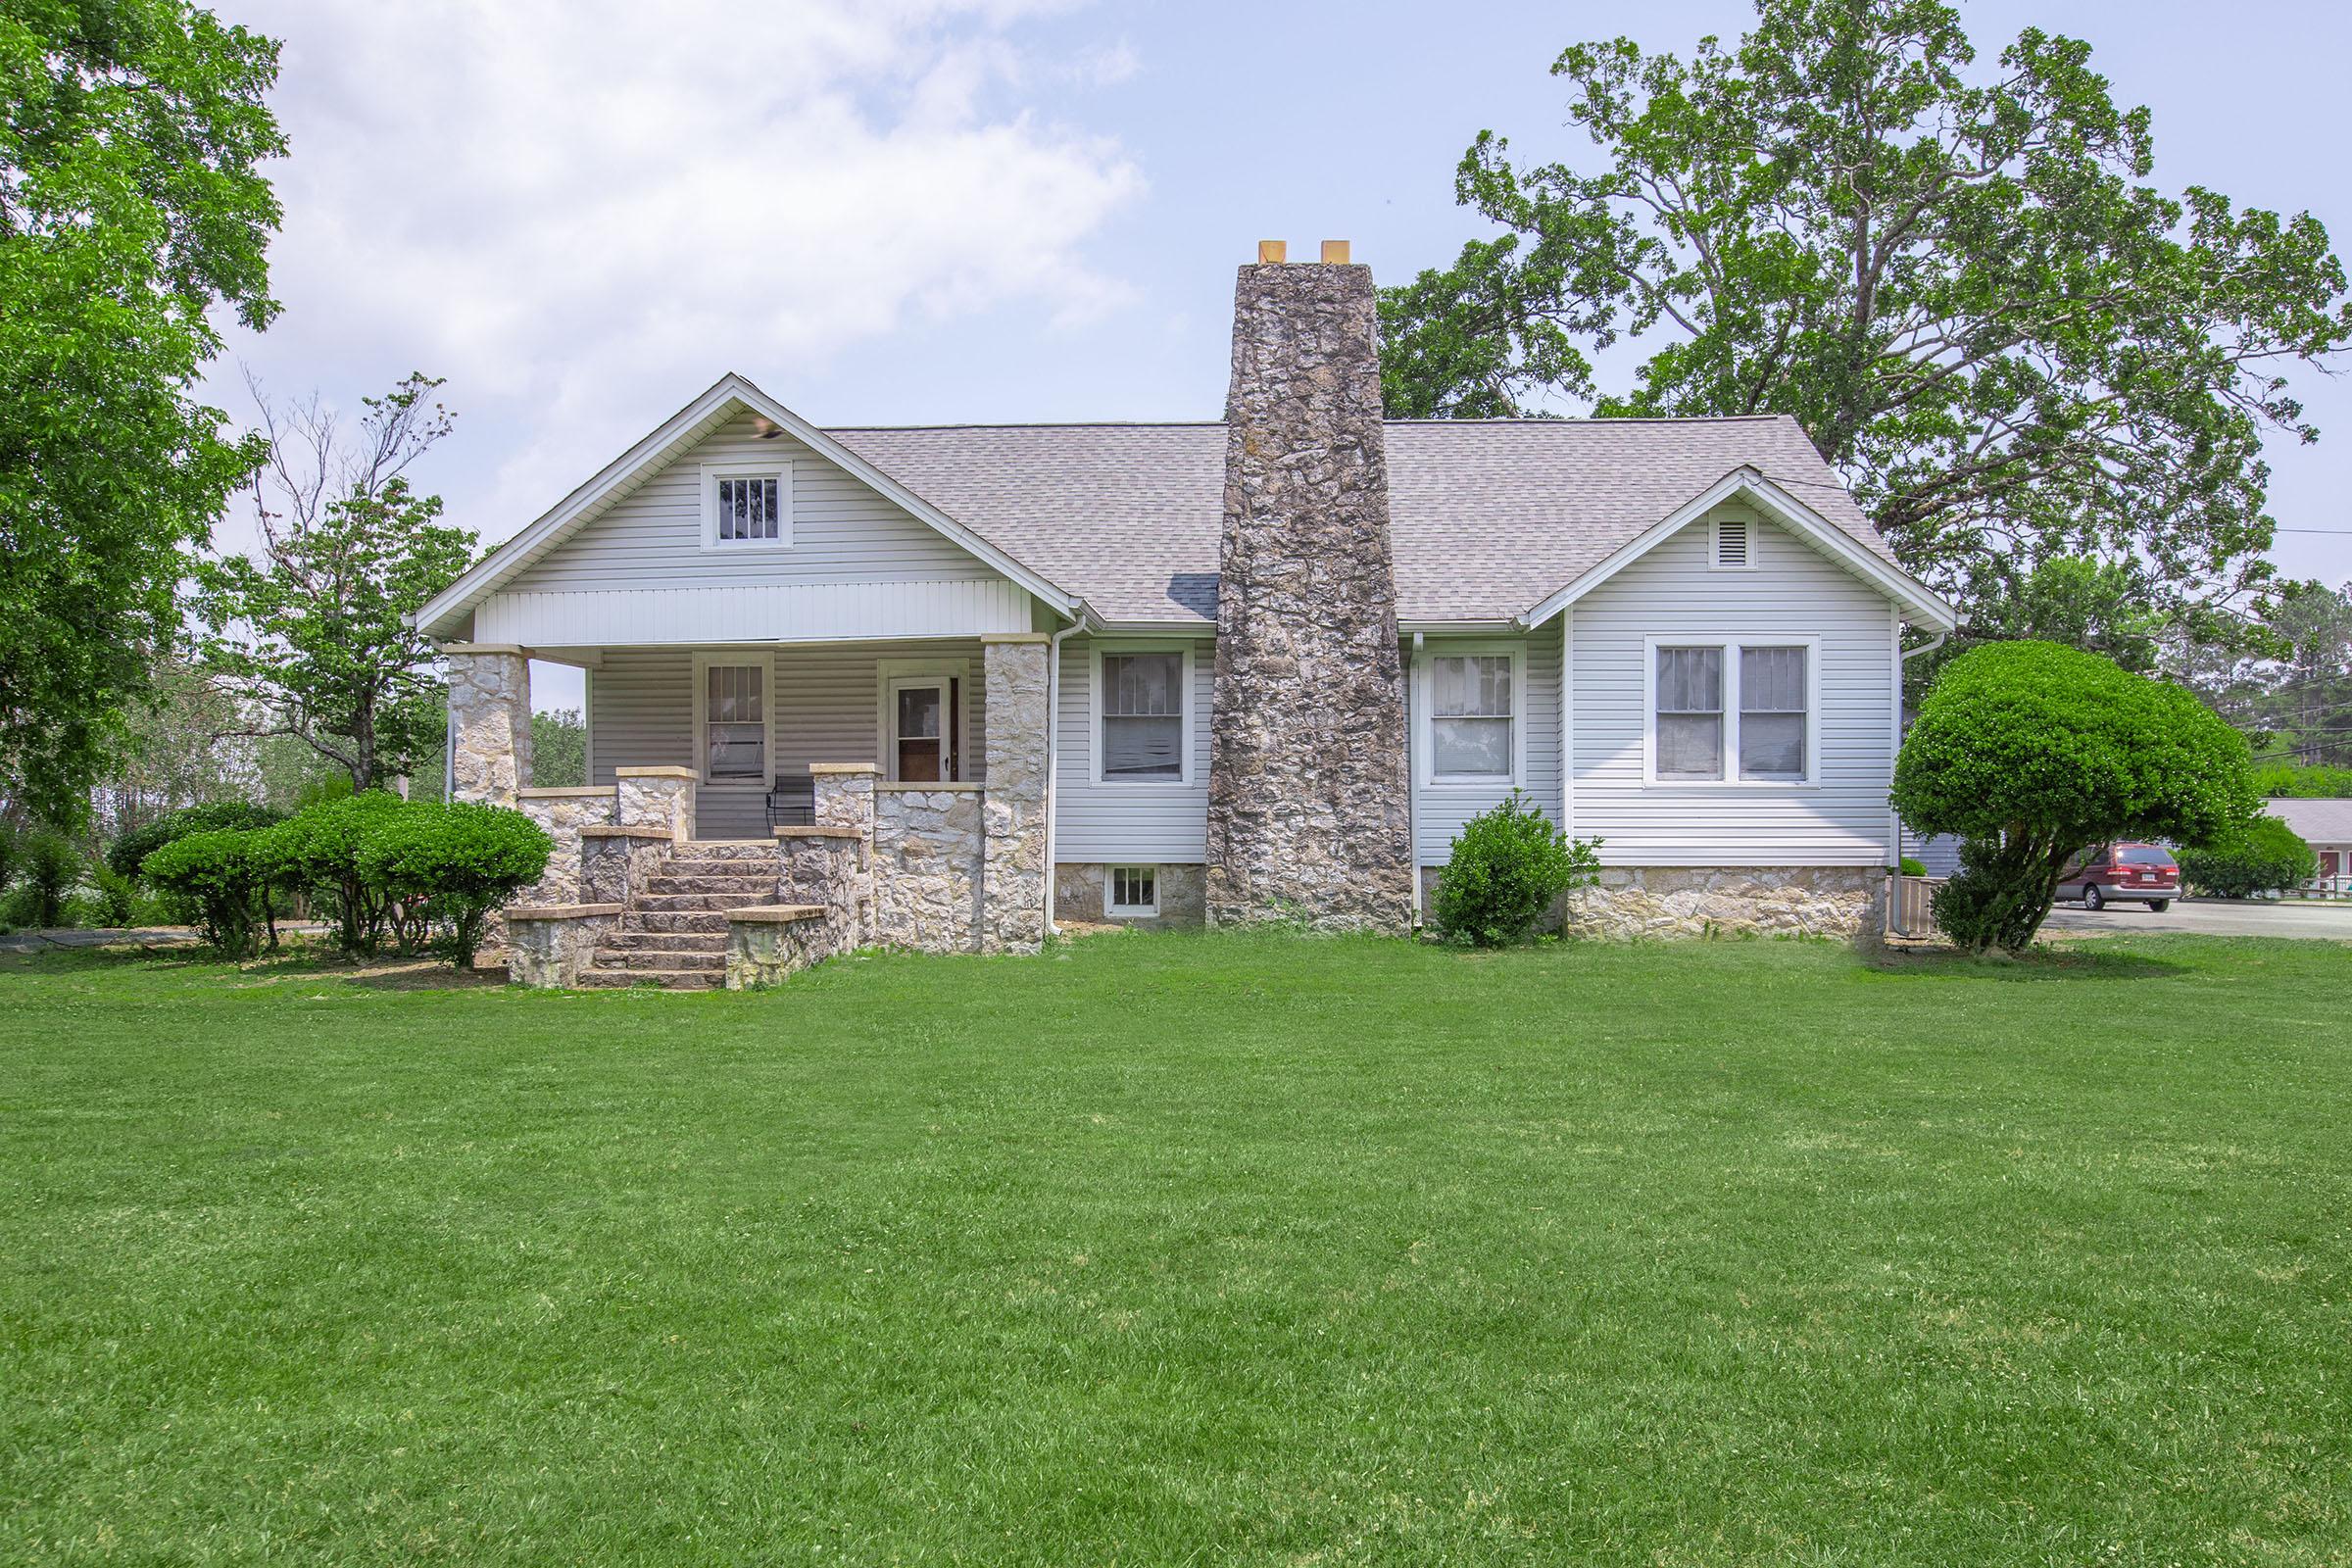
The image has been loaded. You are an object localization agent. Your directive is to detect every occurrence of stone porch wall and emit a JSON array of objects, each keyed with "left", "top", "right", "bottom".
[
  {"left": 1544, "top": 865, "right": 1885, "bottom": 942},
  {"left": 873, "top": 785, "right": 985, "bottom": 952},
  {"left": 514, "top": 788, "right": 614, "bottom": 905}
]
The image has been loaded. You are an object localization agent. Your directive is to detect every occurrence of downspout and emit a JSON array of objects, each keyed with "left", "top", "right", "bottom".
[
  {"left": 1892, "top": 628, "right": 1948, "bottom": 866},
  {"left": 1407, "top": 629, "right": 1424, "bottom": 929},
  {"left": 1042, "top": 608, "right": 1089, "bottom": 936}
]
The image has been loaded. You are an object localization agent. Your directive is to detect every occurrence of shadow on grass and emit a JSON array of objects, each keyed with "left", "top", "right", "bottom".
[
  {"left": 0, "top": 940, "right": 506, "bottom": 993},
  {"left": 1866, "top": 942, "right": 2190, "bottom": 983}
]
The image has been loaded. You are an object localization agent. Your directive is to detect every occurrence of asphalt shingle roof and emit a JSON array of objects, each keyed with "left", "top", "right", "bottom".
[
  {"left": 828, "top": 415, "right": 1895, "bottom": 624},
  {"left": 2271, "top": 798, "right": 2352, "bottom": 844}
]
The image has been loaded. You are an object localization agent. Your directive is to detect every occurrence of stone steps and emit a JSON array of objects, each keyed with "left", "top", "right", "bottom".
[
  {"left": 628, "top": 892, "right": 772, "bottom": 913},
  {"left": 621, "top": 909, "right": 731, "bottom": 935},
  {"left": 575, "top": 966, "right": 723, "bottom": 991},
  {"left": 589, "top": 948, "right": 725, "bottom": 973},
  {"left": 637, "top": 877, "right": 776, "bottom": 899},
  {"left": 599, "top": 929, "right": 728, "bottom": 954}
]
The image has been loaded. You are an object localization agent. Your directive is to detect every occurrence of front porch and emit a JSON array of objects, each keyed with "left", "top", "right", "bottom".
[{"left": 446, "top": 633, "right": 1054, "bottom": 985}]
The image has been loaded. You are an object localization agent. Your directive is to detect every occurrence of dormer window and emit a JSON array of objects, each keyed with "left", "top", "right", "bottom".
[{"left": 701, "top": 462, "right": 792, "bottom": 550}]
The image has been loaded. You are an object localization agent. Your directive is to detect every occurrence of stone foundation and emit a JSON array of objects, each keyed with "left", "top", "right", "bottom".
[
  {"left": 724, "top": 906, "right": 834, "bottom": 989},
  {"left": 776, "top": 828, "right": 869, "bottom": 950},
  {"left": 1555, "top": 865, "right": 1885, "bottom": 942},
  {"left": 1054, "top": 862, "right": 1208, "bottom": 927}
]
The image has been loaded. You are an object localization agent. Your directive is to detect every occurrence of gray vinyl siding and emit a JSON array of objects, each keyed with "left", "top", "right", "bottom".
[
  {"left": 590, "top": 640, "right": 989, "bottom": 842},
  {"left": 1567, "top": 505, "right": 1897, "bottom": 866},
  {"left": 1054, "top": 635, "right": 1212, "bottom": 863},
  {"left": 1410, "top": 633, "right": 1563, "bottom": 865},
  {"left": 506, "top": 413, "right": 999, "bottom": 593}
]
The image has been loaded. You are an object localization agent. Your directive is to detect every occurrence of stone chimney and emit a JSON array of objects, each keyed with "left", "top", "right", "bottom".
[{"left": 1204, "top": 243, "right": 1414, "bottom": 933}]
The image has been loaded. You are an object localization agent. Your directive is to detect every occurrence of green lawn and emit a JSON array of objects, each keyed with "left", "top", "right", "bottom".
[{"left": 3, "top": 932, "right": 2348, "bottom": 1565}]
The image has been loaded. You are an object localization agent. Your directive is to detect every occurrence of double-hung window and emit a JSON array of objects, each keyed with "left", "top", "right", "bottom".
[
  {"left": 702, "top": 662, "right": 767, "bottom": 781},
  {"left": 1099, "top": 650, "right": 1186, "bottom": 782},
  {"left": 1650, "top": 640, "right": 1812, "bottom": 783},
  {"left": 1428, "top": 654, "right": 1515, "bottom": 781}
]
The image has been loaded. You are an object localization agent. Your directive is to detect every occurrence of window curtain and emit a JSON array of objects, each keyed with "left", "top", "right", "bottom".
[
  {"left": 1431, "top": 655, "right": 1512, "bottom": 777},
  {"left": 1738, "top": 647, "right": 1806, "bottom": 779},
  {"left": 1102, "top": 653, "right": 1183, "bottom": 778},
  {"left": 1655, "top": 647, "right": 1723, "bottom": 779},
  {"left": 706, "top": 664, "right": 764, "bottom": 779}
]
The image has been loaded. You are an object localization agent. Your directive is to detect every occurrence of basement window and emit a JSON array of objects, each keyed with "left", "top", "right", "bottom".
[{"left": 1107, "top": 865, "right": 1159, "bottom": 917}]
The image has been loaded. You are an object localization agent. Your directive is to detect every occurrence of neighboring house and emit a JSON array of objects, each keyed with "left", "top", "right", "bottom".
[
  {"left": 2271, "top": 800, "right": 2352, "bottom": 895},
  {"left": 420, "top": 247, "right": 1956, "bottom": 987}
]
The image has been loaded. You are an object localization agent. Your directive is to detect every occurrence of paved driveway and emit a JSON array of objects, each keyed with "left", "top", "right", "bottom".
[{"left": 2042, "top": 899, "right": 2352, "bottom": 940}]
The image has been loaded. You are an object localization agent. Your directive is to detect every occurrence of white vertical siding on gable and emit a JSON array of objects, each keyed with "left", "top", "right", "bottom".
[
  {"left": 1411, "top": 634, "right": 1562, "bottom": 865},
  {"left": 590, "top": 639, "right": 990, "bottom": 841},
  {"left": 1054, "top": 635, "right": 1213, "bottom": 863},
  {"left": 505, "top": 414, "right": 1002, "bottom": 592},
  {"left": 1568, "top": 507, "right": 1897, "bottom": 866}
]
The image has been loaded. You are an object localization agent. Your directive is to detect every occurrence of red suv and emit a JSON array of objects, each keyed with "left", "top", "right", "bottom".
[{"left": 2060, "top": 843, "right": 2180, "bottom": 912}]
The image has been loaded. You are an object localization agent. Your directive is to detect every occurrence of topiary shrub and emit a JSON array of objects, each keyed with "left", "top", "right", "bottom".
[
  {"left": 107, "top": 802, "right": 283, "bottom": 884},
  {"left": 90, "top": 863, "right": 142, "bottom": 927},
  {"left": 1892, "top": 641, "right": 2257, "bottom": 955},
  {"left": 2179, "top": 815, "right": 2318, "bottom": 899},
  {"left": 355, "top": 803, "right": 552, "bottom": 969},
  {"left": 17, "top": 826, "right": 82, "bottom": 928},
  {"left": 1898, "top": 857, "right": 1928, "bottom": 877},
  {"left": 1430, "top": 790, "right": 1601, "bottom": 948},
  {"left": 265, "top": 792, "right": 406, "bottom": 955},
  {"left": 140, "top": 830, "right": 274, "bottom": 956}
]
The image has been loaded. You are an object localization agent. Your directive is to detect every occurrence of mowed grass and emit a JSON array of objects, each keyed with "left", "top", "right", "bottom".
[{"left": 3, "top": 932, "right": 2349, "bottom": 1565}]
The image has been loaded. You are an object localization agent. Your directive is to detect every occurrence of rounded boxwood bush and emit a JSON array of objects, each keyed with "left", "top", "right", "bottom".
[
  {"left": 2179, "top": 815, "right": 2317, "bottom": 899},
  {"left": 140, "top": 829, "right": 274, "bottom": 956},
  {"left": 264, "top": 792, "right": 408, "bottom": 955},
  {"left": 1891, "top": 641, "right": 2257, "bottom": 954},
  {"left": 355, "top": 803, "right": 552, "bottom": 969},
  {"left": 1431, "top": 790, "right": 1602, "bottom": 948},
  {"left": 17, "top": 826, "right": 83, "bottom": 929},
  {"left": 107, "top": 802, "right": 282, "bottom": 884}
]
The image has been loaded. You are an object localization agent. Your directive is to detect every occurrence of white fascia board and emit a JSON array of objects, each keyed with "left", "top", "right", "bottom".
[
  {"left": 1519, "top": 466, "right": 1959, "bottom": 633},
  {"left": 413, "top": 371, "right": 1080, "bottom": 639}
]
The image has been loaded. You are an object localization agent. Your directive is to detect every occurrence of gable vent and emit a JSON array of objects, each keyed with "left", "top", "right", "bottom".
[{"left": 1715, "top": 514, "right": 1749, "bottom": 567}]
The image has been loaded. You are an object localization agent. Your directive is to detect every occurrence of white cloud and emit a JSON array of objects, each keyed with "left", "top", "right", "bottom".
[{"left": 219, "top": 0, "right": 1143, "bottom": 547}]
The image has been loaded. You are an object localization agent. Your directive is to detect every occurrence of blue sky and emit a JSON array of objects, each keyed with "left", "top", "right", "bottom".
[{"left": 214, "top": 1, "right": 2352, "bottom": 711}]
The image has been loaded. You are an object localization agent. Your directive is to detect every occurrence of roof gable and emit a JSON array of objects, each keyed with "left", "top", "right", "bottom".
[{"left": 416, "top": 374, "right": 1079, "bottom": 640}]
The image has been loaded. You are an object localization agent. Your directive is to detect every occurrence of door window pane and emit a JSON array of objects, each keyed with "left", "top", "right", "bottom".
[
  {"left": 706, "top": 664, "right": 764, "bottom": 779},
  {"left": 1102, "top": 653, "right": 1183, "bottom": 779},
  {"left": 895, "top": 685, "right": 944, "bottom": 782},
  {"left": 1738, "top": 646, "right": 1807, "bottom": 780},
  {"left": 1655, "top": 647, "right": 1723, "bottom": 779}
]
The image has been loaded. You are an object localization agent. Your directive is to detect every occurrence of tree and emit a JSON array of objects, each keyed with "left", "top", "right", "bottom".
[
  {"left": 193, "top": 373, "right": 475, "bottom": 792},
  {"left": 530, "top": 709, "right": 586, "bottom": 789},
  {"left": 0, "top": 1, "right": 285, "bottom": 824},
  {"left": 86, "top": 655, "right": 254, "bottom": 840},
  {"left": 1891, "top": 641, "right": 2256, "bottom": 953},
  {"left": 1383, "top": 0, "right": 2351, "bottom": 631}
]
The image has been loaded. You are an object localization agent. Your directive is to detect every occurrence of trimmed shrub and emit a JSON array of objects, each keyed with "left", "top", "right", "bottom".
[
  {"left": 17, "top": 826, "right": 81, "bottom": 928},
  {"left": 141, "top": 830, "right": 273, "bottom": 956},
  {"left": 90, "top": 864, "right": 143, "bottom": 927},
  {"left": 263, "top": 792, "right": 408, "bottom": 954},
  {"left": 2180, "top": 816, "right": 2318, "bottom": 899},
  {"left": 1431, "top": 791, "right": 1601, "bottom": 948},
  {"left": 1893, "top": 642, "right": 2257, "bottom": 954},
  {"left": 1898, "top": 857, "right": 1928, "bottom": 878},
  {"left": 355, "top": 803, "right": 552, "bottom": 969},
  {"left": 107, "top": 802, "right": 283, "bottom": 884}
]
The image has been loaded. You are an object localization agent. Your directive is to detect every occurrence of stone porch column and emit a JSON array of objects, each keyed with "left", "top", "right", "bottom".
[
  {"left": 980, "top": 633, "right": 1051, "bottom": 955},
  {"left": 444, "top": 644, "right": 533, "bottom": 807},
  {"left": 615, "top": 765, "right": 697, "bottom": 842}
]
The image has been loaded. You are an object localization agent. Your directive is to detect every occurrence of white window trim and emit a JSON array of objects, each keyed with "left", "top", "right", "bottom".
[
  {"left": 1412, "top": 640, "right": 1528, "bottom": 789},
  {"left": 1091, "top": 641, "right": 1195, "bottom": 787},
  {"left": 1642, "top": 634, "right": 1821, "bottom": 787},
  {"left": 874, "top": 658, "right": 972, "bottom": 783},
  {"left": 699, "top": 460, "right": 793, "bottom": 553},
  {"left": 1708, "top": 509, "right": 1756, "bottom": 571},
  {"left": 692, "top": 653, "right": 775, "bottom": 785},
  {"left": 1105, "top": 864, "right": 1161, "bottom": 917}
]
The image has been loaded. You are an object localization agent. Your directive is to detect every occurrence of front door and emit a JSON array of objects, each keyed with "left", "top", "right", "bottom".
[{"left": 889, "top": 679, "right": 955, "bottom": 782}]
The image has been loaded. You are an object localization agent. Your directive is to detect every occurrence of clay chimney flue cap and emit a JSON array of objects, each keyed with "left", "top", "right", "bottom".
[
  {"left": 1320, "top": 240, "right": 1350, "bottom": 265},
  {"left": 1256, "top": 239, "right": 1288, "bottom": 265}
]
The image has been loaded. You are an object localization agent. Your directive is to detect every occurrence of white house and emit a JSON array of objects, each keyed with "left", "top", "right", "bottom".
[
  {"left": 417, "top": 247, "right": 1956, "bottom": 988},
  {"left": 2271, "top": 799, "right": 2352, "bottom": 895}
]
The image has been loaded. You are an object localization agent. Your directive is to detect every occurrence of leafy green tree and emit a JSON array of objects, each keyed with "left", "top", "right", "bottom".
[
  {"left": 1384, "top": 0, "right": 2351, "bottom": 628},
  {"left": 194, "top": 374, "right": 474, "bottom": 792},
  {"left": 2250, "top": 762, "right": 2352, "bottom": 799},
  {"left": 530, "top": 708, "right": 586, "bottom": 789},
  {"left": 1892, "top": 642, "right": 2256, "bottom": 953},
  {"left": 0, "top": 1, "right": 285, "bottom": 824}
]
